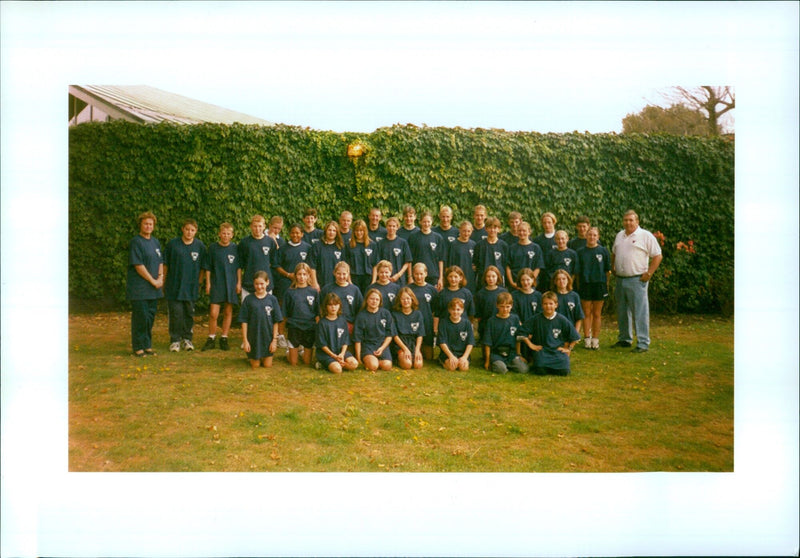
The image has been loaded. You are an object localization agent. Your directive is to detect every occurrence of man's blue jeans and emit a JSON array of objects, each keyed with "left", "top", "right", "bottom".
[{"left": 616, "top": 276, "right": 651, "bottom": 349}]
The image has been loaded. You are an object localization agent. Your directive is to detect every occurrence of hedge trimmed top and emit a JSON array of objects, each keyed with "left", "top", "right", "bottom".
[{"left": 69, "top": 122, "right": 733, "bottom": 312}]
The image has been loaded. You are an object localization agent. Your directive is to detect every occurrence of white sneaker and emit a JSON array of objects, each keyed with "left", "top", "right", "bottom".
[
  {"left": 277, "top": 334, "right": 288, "bottom": 349},
  {"left": 591, "top": 337, "right": 600, "bottom": 350},
  {"left": 182, "top": 339, "right": 194, "bottom": 351},
  {"left": 584, "top": 338, "right": 592, "bottom": 349},
  {"left": 169, "top": 342, "right": 181, "bottom": 352}
]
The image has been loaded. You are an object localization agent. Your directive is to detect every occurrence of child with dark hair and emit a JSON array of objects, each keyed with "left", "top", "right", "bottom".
[
  {"left": 238, "top": 271, "right": 283, "bottom": 368},
  {"left": 437, "top": 298, "right": 475, "bottom": 371},
  {"left": 164, "top": 218, "right": 207, "bottom": 352},
  {"left": 315, "top": 293, "right": 359, "bottom": 374}
]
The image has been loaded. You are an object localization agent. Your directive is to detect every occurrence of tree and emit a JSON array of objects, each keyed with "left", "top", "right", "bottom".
[
  {"left": 666, "top": 86, "right": 735, "bottom": 136},
  {"left": 622, "top": 104, "right": 710, "bottom": 136}
]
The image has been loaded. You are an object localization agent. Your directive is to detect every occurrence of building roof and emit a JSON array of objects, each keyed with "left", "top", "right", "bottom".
[{"left": 69, "top": 85, "right": 273, "bottom": 125}]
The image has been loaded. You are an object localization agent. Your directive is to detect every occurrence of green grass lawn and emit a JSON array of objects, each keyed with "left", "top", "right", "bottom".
[{"left": 69, "top": 312, "right": 733, "bottom": 472}]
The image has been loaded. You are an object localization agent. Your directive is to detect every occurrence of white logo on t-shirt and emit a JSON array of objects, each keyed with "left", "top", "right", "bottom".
[
  {"left": 191, "top": 252, "right": 199, "bottom": 261},
  {"left": 306, "top": 296, "right": 315, "bottom": 306},
  {"left": 380, "top": 319, "right": 387, "bottom": 328},
  {"left": 494, "top": 251, "right": 502, "bottom": 260},
  {"left": 365, "top": 248, "right": 373, "bottom": 257},
  {"left": 469, "top": 250, "right": 474, "bottom": 257},
  {"left": 509, "top": 326, "right": 517, "bottom": 336},
  {"left": 155, "top": 248, "right": 162, "bottom": 257},
  {"left": 265, "top": 306, "right": 273, "bottom": 316},
  {"left": 393, "top": 248, "right": 401, "bottom": 257},
  {"left": 527, "top": 251, "right": 535, "bottom": 259},
  {"left": 596, "top": 254, "right": 603, "bottom": 262},
  {"left": 459, "top": 331, "right": 468, "bottom": 341},
  {"left": 334, "top": 251, "right": 342, "bottom": 259},
  {"left": 430, "top": 242, "right": 437, "bottom": 251},
  {"left": 425, "top": 294, "right": 432, "bottom": 302},
  {"left": 564, "top": 258, "right": 572, "bottom": 266},
  {"left": 346, "top": 295, "right": 354, "bottom": 305},
  {"left": 227, "top": 254, "right": 235, "bottom": 264},
  {"left": 387, "top": 293, "right": 396, "bottom": 302},
  {"left": 568, "top": 302, "right": 575, "bottom": 310},
  {"left": 411, "top": 322, "right": 420, "bottom": 332},
  {"left": 262, "top": 246, "right": 270, "bottom": 256},
  {"left": 553, "top": 328, "right": 561, "bottom": 338},
  {"left": 300, "top": 252, "right": 307, "bottom": 260},
  {"left": 337, "top": 328, "right": 345, "bottom": 339}
]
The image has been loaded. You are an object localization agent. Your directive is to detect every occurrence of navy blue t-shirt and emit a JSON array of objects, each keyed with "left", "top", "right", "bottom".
[
  {"left": 346, "top": 241, "right": 379, "bottom": 277},
  {"left": 283, "top": 286, "right": 319, "bottom": 330},
  {"left": 366, "top": 281, "right": 401, "bottom": 309},
  {"left": 315, "top": 315, "right": 351, "bottom": 354},
  {"left": 367, "top": 225, "right": 387, "bottom": 244},
  {"left": 408, "top": 230, "right": 445, "bottom": 280},
  {"left": 433, "top": 287, "right": 475, "bottom": 319},
  {"left": 445, "top": 239, "right": 477, "bottom": 293},
  {"left": 482, "top": 313, "right": 522, "bottom": 351},
  {"left": 408, "top": 282, "right": 437, "bottom": 343},
  {"left": 556, "top": 290, "right": 584, "bottom": 325},
  {"left": 507, "top": 242, "right": 545, "bottom": 280},
  {"left": 576, "top": 245, "right": 612, "bottom": 284},
  {"left": 512, "top": 289, "right": 542, "bottom": 324},
  {"left": 437, "top": 316, "right": 476, "bottom": 358},
  {"left": 377, "top": 236, "right": 412, "bottom": 285},
  {"left": 473, "top": 238, "right": 509, "bottom": 288},
  {"left": 237, "top": 292, "right": 283, "bottom": 360},
  {"left": 164, "top": 237, "right": 206, "bottom": 301},
  {"left": 238, "top": 234, "right": 277, "bottom": 293},
  {"left": 127, "top": 234, "right": 164, "bottom": 301},
  {"left": 353, "top": 307, "right": 396, "bottom": 349},
  {"left": 309, "top": 241, "right": 346, "bottom": 289},
  {"left": 397, "top": 226, "right": 419, "bottom": 241},
  {"left": 203, "top": 241, "right": 238, "bottom": 304},
  {"left": 546, "top": 248, "right": 579, "bottom": 277},
  {"left": 519, "top": 312, "right": 580, "bottom": 369},
  {"left": 319, "top": 282, "right": 363, "bottom": 324}
]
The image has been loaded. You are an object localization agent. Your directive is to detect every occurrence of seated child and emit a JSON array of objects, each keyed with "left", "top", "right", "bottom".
[
  {"left": 315, "top": 293, "right": 359, "bottom": 374},
  {"left": 391, "top": 287, "right": 425, "bottom": 369},
  {"left": 238, "top": 271, "right": 283, "bottom": 368},
  {"left": 437, "top": 298, "right": 475, "bottom": 371},
  {"left": 518, "top": 291, "right": 580, "bottom": 376},
  {"left": 482, "top": 292, "right": 527, "bottom": 374},
  {"left": 353, "top": 288, "right": 396, "bottom": 371}
]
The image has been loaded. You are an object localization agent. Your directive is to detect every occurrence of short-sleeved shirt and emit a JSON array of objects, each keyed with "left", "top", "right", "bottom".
[
  {"left": 309, "top": 241, "right": 345, "bottom": 289},
  {"left": 316, "top": 315, "right": 351, "bottom": 354},
  {"left": 346, "top": 241, "right": 379, "bottom": 277},
  {"left": 366, "top": 281, "right": 400, "bottom": 309},
  {"left": 397, "top": 226, "right": 420, "bottom": 241},
  {"left": 507, "top": 241, "right": 545, "bottom": 280},
  {"left": 237, "top": 293, "right": 283, "bottom": 360},
  {"left": 433, "top": 226, "right": 459, "bottom": 248},
  {"left": 274, "top": 240, "right": 312, "bottom": 298},
  {"left": 302, "top": 228, "right": 323, "bottom": 245},
  {"left": 238, "top": 234, "right": 277, "bottom": 292},
  {"left": 546, "top": 248, "right": 579, "bottom": 277},
  {"left": 203, "top": 241, "right": 239, "bottom": 304},
  {"left": 392, "top": 309, "right": 425, "bottom": 338},
  {"left": 320, "top": 282, "right": 363, "bottom": 323},
  {"left": 367, "top": 225, "right": 387, "bottom": 244},
  {"left": 127, "top": 234, "right": 164, "bottom": 301},
  {"left": 283, "top": 286, "right": 319, "bottom": 330},
  {"left": 445, "top": 239, "right": 477, "bottom": 293},
  {"left": 433, "top": 287, "right": 475, "bottom": 319},
  {"left": 482, "top": 313, "right": 522, "bottom": 351},
  {"left": 470, "top": 227, "right": 488, "bottom": 244},
  {"left": 408, "top": 230, "right": 445, "bottom": 279},
  {"left": 437, "top": 316, "right": 475, "bottom": 357},
  {"left": 533, "top": 233, "right": 558, "bottom": 260},
  {"left": 473, "top": 238, "right": 509, "bottom": 287},
  {"left": 512, "top": 289, "right": 542, "bottom": 323},
  {"left": 556, "top": 290, "right": 584, "bottom": 325},
  {"left": 612, "top": 226, "right": 662, "bottom": 276},
  {"left": 499, "top": 231, "right": 519, "bottom": 246},
  {"left": 353, "top": 307, "right": 396, "bottom": 348},
  {"left": 377, "top": 236, "right": 412, "bottom": 284},
  {"left": 408, "top": 282, "right": 437, "bottom": 342},
  {"left": 164, "top": 237, "right": 207, "bottom": 301},
  {"left": 519, "top": 312, "right": 580, "bottom": 369},
  {"left": 576, "top": 245, "right": 612, "bottom": 284}
]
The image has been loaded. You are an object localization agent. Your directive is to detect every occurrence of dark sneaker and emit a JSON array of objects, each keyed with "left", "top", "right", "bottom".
[
  {"left": 632, "top": 346, "right": 649, "bottom": 353},
  {"left": 611, "top": 341, "right": 632, "bottom": 348},
  {"left": 219, "top": 337, "right": 230, "bottom": 351},
  {"left": 202, "top": 337, "right": 215, "bottom": 351}
]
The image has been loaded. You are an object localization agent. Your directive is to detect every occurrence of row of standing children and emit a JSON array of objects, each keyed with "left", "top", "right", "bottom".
[{"left": 130, "top": 206, "right": 610, "bottom": 372}]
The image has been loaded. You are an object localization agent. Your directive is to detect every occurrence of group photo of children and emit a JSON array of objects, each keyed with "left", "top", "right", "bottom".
[{"left": 128, "top": 203, "right": 617, "bottom": 376}]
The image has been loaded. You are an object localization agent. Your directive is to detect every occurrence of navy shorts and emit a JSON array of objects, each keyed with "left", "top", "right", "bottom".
[
  {"left": 361, "top": 344, "right": 392, "bottom": 361},
  {"left": 318, "top": 351, "right": 354, "bottom": 369},
  {"left": 287, "top": 325, "right": 315, "bottom": 349},
  {"left": 577, "top": 281, "right": 608, "bottom": 302}
]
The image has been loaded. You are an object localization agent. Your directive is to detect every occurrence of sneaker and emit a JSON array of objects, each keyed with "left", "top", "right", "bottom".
[
  {"left": 591, "top": 338, "right": 600, "bottom": 350},
  {"left": 202, "top": 337, "right": 216, "bottom": 351},
  {"left": 584, "top": 338, "right": 592, "bottom": 349},
  {"left": 182, "top": 339, "right": 195, "bottom": 351},
  {"left": 632, "top": 346, "right": 648, "bottom": 353},
  {"left": 219, "top": 337, "right": 229, "bottom": 351},
  {"left": 277, "top": 334, "right": 288, "bottom": 349},
  {"left": 611, "top": 341, "right": 632, "bottom": 348},
  {"left": 314, "top": 361, "right": 322, "bottom": 370},
  {"left": 169, "top": 342, "right": 181, "bottom": 352}
]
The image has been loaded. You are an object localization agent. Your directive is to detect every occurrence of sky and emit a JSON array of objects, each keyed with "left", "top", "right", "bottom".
[{"left": 1, "top": 2, "right": 799, "bottom": 557}]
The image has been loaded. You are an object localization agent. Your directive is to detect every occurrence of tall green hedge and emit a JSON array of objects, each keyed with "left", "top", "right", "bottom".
[{"left": 69, "top": 121, "right": 734, "bottom": 313}]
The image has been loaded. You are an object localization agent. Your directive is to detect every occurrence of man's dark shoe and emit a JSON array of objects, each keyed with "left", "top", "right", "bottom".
[
  {"left": 611, "top": 341, "right": 632, "bottom": 348},
  {"left": 219, "top": 337, "right": 230, "bottom": 351},
  {"left": 201, "top": 337, "right": 215, "bottom": 351},
  {"left": 632, "top": 346, "right": 649, "bottom": 353}
]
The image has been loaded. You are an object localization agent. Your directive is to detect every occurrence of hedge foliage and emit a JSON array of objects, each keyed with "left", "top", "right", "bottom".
[{"left": 69, "top": 121, "right": 734, "bottom": 313}]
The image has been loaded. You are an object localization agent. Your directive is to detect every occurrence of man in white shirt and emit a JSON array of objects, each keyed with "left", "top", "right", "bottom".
[{"left": 611, "top": 210, "right": 663, "bottom": 353}]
